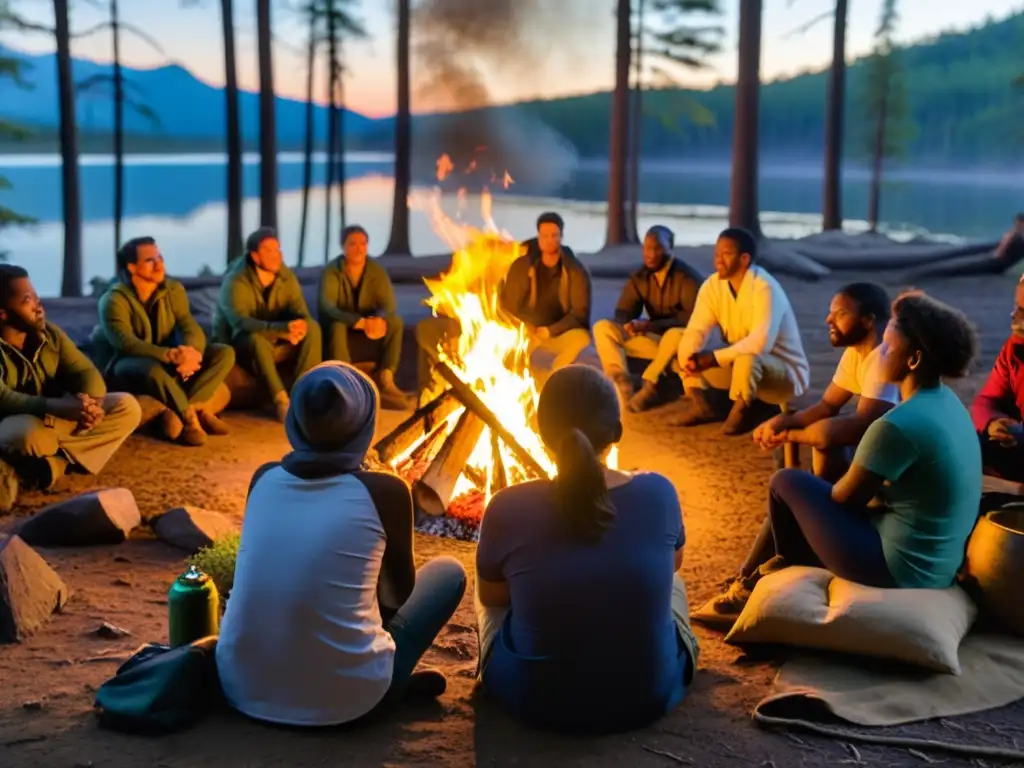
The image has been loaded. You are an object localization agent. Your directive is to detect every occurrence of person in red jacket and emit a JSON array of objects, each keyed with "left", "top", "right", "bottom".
[{"left": 970, "top": 275, "right": 1024, "bottom": 482}]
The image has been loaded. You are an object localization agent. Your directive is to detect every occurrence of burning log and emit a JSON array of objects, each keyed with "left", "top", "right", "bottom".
[
  {"left": 413, "top": 409, "right": 486, "bottom": 516},
  {"left": 374, "top": 391, "right": 460, "bottom": 464},
  {"left": 434, "top": 361, "right": 548, "bottom": 480},
  {"left": 490, "top": 430, "right": 508, "bottom": 493}
]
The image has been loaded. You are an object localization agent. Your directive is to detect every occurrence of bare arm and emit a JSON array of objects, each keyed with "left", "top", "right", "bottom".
[{"left": 831, "top": 463, "right": 887, "bottom": 508}]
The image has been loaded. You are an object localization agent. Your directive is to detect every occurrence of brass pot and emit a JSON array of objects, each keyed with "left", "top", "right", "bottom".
[{"left": 963, "top": 507, "right": 1024, "bottom": 637}]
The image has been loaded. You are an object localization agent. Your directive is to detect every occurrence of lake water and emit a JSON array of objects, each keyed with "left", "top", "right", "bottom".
[{"left": 1, "top": 151, "right": 1022, "bottom": 297}]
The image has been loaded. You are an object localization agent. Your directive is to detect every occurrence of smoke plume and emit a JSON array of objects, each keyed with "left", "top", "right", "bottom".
[{"left": 413, "top": 0, "right": 595, "bottom": 192}]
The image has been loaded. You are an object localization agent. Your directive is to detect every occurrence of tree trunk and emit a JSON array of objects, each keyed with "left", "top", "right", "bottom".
[
  {"left": 383, "top": 0, "right": 412, "bottom": 256},
  {"left": 324, "top": 1, "right": 338, "bottom": 263},
  {"left": 728, "top": 0, "right": 763, "bottom": 235},
  {"left": 867, "top": 77, "right": 889, "bottom": 234},
  {"left": 626, "top": 0, "right": 645, "bottom": 244},
  {"left": 221, "top": 0, "right": 243, "bottom": 261},
  {"left": 54, "top": 0, "right": 82, "bottom": 298},
  {"left": 256, "top": 0, "right": 277, "bottom": 230},
  {"left": 111, "top": 0, "right": 123, "bottom": 254},
  {"left": 336, "top": 50, "right": 346, "bottom": 233},
  {"left": 297, "top": 12, "right": 316, "bottom": 267},
  {"left": 604, "top": 0, "right": 632, "bottom": 248},
  {"left": 821, "top": 0, "right": 848, "bottom": 231}
]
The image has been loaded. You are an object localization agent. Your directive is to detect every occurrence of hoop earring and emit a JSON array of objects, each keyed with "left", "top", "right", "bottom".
[{"left": 907, "top": 353, "right": 922, "bottom": 371}]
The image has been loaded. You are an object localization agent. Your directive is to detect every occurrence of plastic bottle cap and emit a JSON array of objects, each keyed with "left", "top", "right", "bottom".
[{"left": 179, "top": 564, "right": 208, "bottom": 584}]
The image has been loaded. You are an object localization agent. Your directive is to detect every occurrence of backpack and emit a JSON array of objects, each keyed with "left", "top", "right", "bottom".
[{"left": 94, "top": 635, "right": 222, "bottom": 734}]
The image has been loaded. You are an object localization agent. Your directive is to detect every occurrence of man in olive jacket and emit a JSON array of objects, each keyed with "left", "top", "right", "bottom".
[
  {"left": 212, "top": 227, "right": 322, "bottom": 422},
  {"left": 92, "top": 237, "right": 235, "bottom": 445},
  {"left": 593, "top": 225, "right": 703, "bottom": 412},
  {"left": 0, "top": 265, "right": 141, "bottom": 502},
  {"left": 498, "top": 212, "right": 592, "bottom": 381},
  {"left": 318, "top": 225, "right": 411, "bottom": 410}
]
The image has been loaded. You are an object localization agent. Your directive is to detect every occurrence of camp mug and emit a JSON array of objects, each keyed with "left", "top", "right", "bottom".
[{"left": 167, "top": 564, "right": 220, "bottom": 647}]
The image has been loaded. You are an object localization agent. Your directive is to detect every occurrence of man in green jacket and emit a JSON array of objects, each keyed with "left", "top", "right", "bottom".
[
  {"left": 0, "top": 265, "right": 141, "bottom": 499},
  {"left": 92, "top": 237, "right": 235, "bottom": 446},
  {"left": 318, "top": 225, "right": 412, "bottom": 410},
  {"left": 212, "top": 227, "right": 322, "bottom": 422}
]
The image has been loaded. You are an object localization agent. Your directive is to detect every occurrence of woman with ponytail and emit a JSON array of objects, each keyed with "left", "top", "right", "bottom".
[{"left": 475, "top": 365, "right": 698, "bottom": 732}]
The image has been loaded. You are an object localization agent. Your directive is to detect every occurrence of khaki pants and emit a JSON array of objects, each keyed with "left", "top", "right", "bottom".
[
  {"left": 474, "top": 574, "right": 700, "bottom": 680},
  {"left": 527, "top": 328, "right": 591, "bottom": 386},
  {"left": 682, "top": 352, "right": 796, "bottom": 405},
  {"left": 0, "top": 393, "right": 142, "bottom": 475},
  {"left": 592, "top": 319, "right": 686, "bottom": 384}
]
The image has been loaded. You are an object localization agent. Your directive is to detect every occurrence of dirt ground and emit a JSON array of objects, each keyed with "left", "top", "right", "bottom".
[{"left": 1, "top": 270, "right": 1022, "bottom": 768}]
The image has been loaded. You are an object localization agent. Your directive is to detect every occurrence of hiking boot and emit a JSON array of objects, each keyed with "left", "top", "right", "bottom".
[
  {"left": 628, "top": 380, "right": 659, "bottom": 413},
  {"left": 610, "top": 372, "right": 634, "bottom": 405},
  {"left": 379, "top": 370, "right": 414, "bottom": 411},
  {"left": 273, "top": 393, "right": 290, "bottom": 423},
  {"left": 160, "top": 408, "right": 184, "bottom": 442},
  {"left": 10, "top": 455, "right": 68, "bottom": 492},
  {"left": 670, "top": 388, "right": 725, "bottom": 427},
  {"left": 180, "top": 408, "right": 208, "bottom": 447},
  {"left": 0, "top": 456, "right": 18, "bottom": 514},
  {"left": 198, "top": 409, "right": 230, "bottom": 436},
  {"left": 722, "top": 399, "right": 782, "bottom": 436},
  {"left": 691, "top": 555, "right": 789, "bottom": 631},
  {"left": 405, "top": 667, "right": 447, "bottom": 699}
]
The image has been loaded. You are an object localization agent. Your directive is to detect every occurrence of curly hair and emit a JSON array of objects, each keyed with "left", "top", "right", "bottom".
[{"left": 891, "top": 291, "right": 977, "bottom": 379}]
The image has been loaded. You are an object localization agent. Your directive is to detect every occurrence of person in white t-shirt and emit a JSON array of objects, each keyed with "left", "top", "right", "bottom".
[
  {"left": 691, "top": 283, "right": 899, "bottom": 630},
  {"left": 751, "top": 282, "right": 900, "bottom": 482}
]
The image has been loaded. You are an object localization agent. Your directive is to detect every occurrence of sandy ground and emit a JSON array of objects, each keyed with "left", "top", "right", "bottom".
[{"left": 1, "top": 269, "right": 1022, "bottom": 768}]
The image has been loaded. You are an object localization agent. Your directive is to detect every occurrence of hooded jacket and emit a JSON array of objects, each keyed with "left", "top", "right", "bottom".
[
  {"left": 212, "top": 256, "right": 313, "bottom": 344},
  {"left": 0, "top": 322, "right": 106, "bottom": 418},
  {"left": 317, "top": 256, "right": 397, "bottom": 327},
  {"left": 91, "top": 276, "right": 206, "bottom": 373},
  {"left": 499, "top": 238, "right": 592, "bottom": 336}
]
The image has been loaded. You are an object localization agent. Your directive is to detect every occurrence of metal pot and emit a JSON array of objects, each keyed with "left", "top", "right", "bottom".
[{"left": 963, "top": 507, "right": 1024, "bottom": 637}]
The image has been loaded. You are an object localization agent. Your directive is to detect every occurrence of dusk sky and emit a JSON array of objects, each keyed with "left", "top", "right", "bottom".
[{"left": 2, "top": 0, "right": 1022, "bottom": 117}]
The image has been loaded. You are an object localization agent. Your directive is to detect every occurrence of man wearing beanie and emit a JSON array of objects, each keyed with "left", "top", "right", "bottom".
[
  {"left": 212, "top": 227, "right": 322, "bottom": 422},
  {"left": 593, "top": 225, "right": 703, "bottom": 412}
]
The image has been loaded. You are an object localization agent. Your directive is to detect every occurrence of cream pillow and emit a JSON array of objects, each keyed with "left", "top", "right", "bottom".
[{"left": 724, "top": 566, "right": 977, "bottom": 674}]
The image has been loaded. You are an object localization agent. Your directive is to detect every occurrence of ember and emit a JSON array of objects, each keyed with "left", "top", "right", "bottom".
[{"left": 373, "top": 155, "right": 617, "bottom": 536}]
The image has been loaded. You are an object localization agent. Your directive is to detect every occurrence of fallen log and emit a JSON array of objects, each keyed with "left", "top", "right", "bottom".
[
  {"left": 374, "top": 390, "right": 460, "bottom": 464},
  {"left": 434, "top": 361, "right": 549, "bottom": 480},
  {"left": 413, "top": 410, "right": 486, "bottom": 516},
  {"left": 791, "top": 239, "right": 999, "bottom": 271},
  {"left": 903, "top": 248, "right": 1023, "bottom": 282}
]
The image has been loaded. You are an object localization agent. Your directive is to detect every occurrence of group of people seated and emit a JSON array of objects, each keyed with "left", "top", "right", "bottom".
[{"left": 0, "top": 213, "right": 1017, "bottom": 732}]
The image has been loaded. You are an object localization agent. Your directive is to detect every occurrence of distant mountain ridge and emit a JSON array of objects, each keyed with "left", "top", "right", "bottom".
[{"left": 0, "top": 44, "right": 377, "bottom": 145}]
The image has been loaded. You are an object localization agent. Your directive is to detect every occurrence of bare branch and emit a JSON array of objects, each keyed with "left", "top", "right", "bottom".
[
  {"left": 120, "top": 22, "right": 167, "bottom": 58},
  {"left": 71, "top": 20, "right": 111, "bottom": 39},
  {"left": 783, "top": 9, "right": 834, "bottom": 40},
  {"left": 124, "top": 95, "right": 161, "bottom": 126}
]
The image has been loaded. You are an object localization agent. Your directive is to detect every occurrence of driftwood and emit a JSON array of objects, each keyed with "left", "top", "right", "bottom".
[
  {"left": 793, "top": 240, "right": 999, "bottom": 271},
  {"left": 374, "top": 390, "right": 460, "bottom": 464},
  {"left": 413, "top": 410, "right": 485, "bottom": 516},
  {"left": 904, "top": 248, "right": 1023, "bottom": 281},
  {"left": 434, "top": 361, "right": 549, "bottom": 479}
]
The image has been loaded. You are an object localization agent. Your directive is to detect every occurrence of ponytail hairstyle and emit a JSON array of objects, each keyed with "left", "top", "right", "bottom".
[{"left": 536, "top": 365, "right": 623, "bottom": 545}]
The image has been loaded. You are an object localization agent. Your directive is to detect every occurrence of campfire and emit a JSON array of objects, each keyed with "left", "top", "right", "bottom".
[{"left": 368, "top": 156, "right": 616, "bottom": 539}]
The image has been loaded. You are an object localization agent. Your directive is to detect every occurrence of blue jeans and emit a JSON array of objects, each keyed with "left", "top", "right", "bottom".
[
  {"left": 377, "top": 556, "right": 467, "bottom": 707},
  {"left": 763, "top": 469, "right": 895, "bottom": 587}
]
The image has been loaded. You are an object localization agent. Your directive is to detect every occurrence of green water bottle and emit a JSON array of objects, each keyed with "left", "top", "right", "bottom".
[{"left": 168, "top": 564, "right": 220, "bottom": 647}]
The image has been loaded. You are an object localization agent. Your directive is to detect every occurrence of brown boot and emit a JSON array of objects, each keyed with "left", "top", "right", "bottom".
[
  {"left": 628, "top": 380, "right": 659, "bottom": 413},
  {"left": 610, "top": 372, "right": 634, "bottom": 405},
  {"left": 198, "top": 409, "right": 230, "bottom": 436},
  {"left": 722, "top": 399, "right": 781, "bottom": 436},
  {"left": 160, "top": 408, "right": 184, "bottom": 442},
  {"left": 670, "top": 388, "right": 725, "bottom": 427},
  {"left": 378, "top": 370, "right": 413, "bottom": 411},
  {"left": 180, "top": 408, "right": 208, "bottom": 447},
  {"left": 273, "top": 392, "right": 290, "bottom": 423}
]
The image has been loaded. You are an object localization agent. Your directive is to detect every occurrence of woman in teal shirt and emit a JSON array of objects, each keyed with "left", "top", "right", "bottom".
[{"left": 699, "top": 292, "right": 981, "bottom": 625}]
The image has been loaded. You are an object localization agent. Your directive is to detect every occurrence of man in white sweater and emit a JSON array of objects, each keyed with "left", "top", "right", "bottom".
[{"left": 674, "top": 228, "right": 810, "bottom": 435}]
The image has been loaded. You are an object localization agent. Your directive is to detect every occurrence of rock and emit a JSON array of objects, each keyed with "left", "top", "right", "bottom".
[
  {"left": 0, "top": 457, "right": 19, "bottom": 515},
  {"left": 152, "top": 506, "right": 237, "bottom": 554},
  {"left": 17, "top": 489, "right": 141, "bottom": 547},
  {"left": 94, "top": 621, "right": 130, "bottom": 639},
  {"left": 22, "top": 700, "right": 43, "bottom": 711},
  {"left": 0, "top": 534, "right": 69, "bottom": 643}
]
